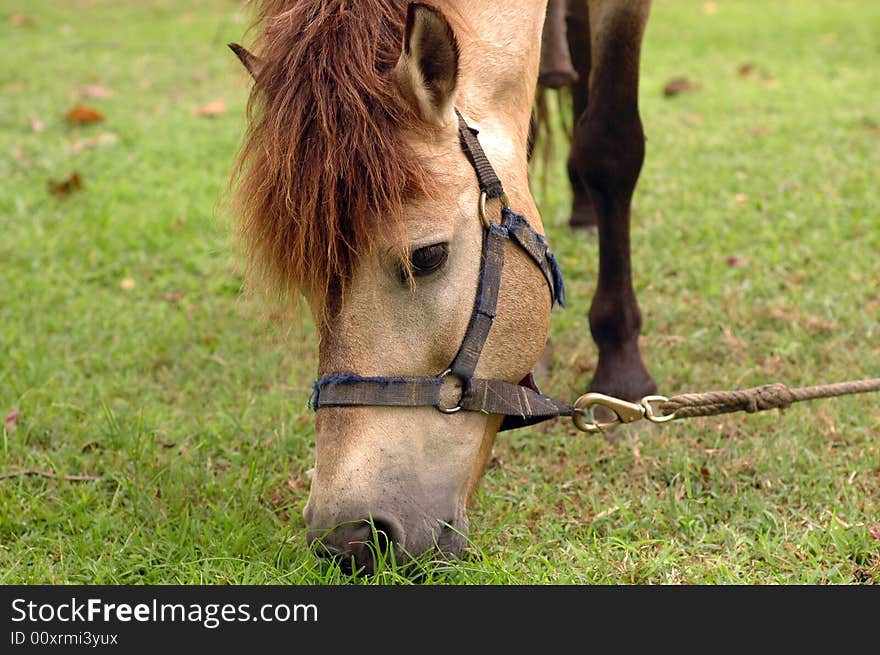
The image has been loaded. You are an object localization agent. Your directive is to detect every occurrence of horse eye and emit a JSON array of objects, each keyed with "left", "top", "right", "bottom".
[{"left": 409, "top": 243, "right": 449, "bottom": 278}]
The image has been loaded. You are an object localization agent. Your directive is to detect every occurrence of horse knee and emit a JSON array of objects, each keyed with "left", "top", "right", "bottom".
[{"left": 570, "top": 109, "right": 645, "bottom": 212}]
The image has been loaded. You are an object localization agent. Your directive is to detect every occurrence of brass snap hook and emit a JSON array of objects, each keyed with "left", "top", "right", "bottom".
[{"left": 572, "top": 392, "right": 646, "bottom": 433}]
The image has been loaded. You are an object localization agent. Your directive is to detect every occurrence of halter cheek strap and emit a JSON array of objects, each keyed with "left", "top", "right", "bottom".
[{"left": 309, "top": 110, "right": 571, "bottom": 431}]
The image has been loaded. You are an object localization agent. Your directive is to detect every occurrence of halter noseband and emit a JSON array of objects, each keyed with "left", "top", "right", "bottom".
[{"left": 309, "top": 110, "right": 573, "bottom": 431}]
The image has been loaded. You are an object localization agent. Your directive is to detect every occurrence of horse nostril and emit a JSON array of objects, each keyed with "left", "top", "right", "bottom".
[
  {"left": 309, "top": 522, "right": 369, "bottom": 556},
  {"left": 308, "top": 517, "right": 403, "bottom": 574},
  {"left": 370, "top": 519, "right": 396, "bottom": 553}
]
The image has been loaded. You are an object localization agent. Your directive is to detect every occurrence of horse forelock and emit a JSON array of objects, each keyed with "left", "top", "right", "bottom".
[{"left": 231, "top": 0, "right": 432, "bottom": 313}]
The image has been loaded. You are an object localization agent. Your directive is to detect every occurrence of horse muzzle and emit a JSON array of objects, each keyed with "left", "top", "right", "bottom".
[{"left": 304, "top": 500, "right": 468, "bottom": 574}]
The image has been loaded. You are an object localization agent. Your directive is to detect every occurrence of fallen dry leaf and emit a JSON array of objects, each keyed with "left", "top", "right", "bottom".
[
  {"left": 701, "top": 2, "right": 718, "bottom": 15},
  {"left": 593, "top": 505, "right": 622, "bottom": 521},
  {"left": 48, "top": 171, "right": 83, "bottom": 197},
  {"left": 734, "top": 193, "right": 748, "bottom": 204},
  {"left": 288, "top": 478, "right": 308, "bottom": 492},
  {"left": 164, "top": 292, "right": 184, "bottom": 303},
  {"left": 70, "top": 132, "right": 118, "bottom": 154},
  {"left": 65, "top": 105, "right": 105, "bottom": 124},
  {"left": 805, "top": 315, "right": 836, "bottom": 335},
  {"left": 858, "top": 117, "right": 879, "bottom": 136},
  {"left": 193, "top": 99, "right": 226, "bottom": 117},
  {"left": 12, "top": 146, "right": 30, "bottom": 166},
  {"left": 80, "top": 83, "right": 114, "bottom": 99},
  {"left": 120, "top": 277, "right": 136, "bottom": 290},
  {"left": 726, "top": 256, "right": 750, "bottom": 268},
  {"left": 869, "top": 526, "right": 880, "bottom": 542},
  {"left": 663, "top": 77, "right": 699, "bottom": 97},
  {"left": 737, "top": 63, "right": 755, "bottom": 77},
  {"left": 5, "top": 409, "right": 21, "bottom": 432},
  {"left": 10, "top": 14, "right": 32, "bottom": 26},
  {"left": 28, "top": 117, "right": 45, "bottom": 132},
  {"left": 833, "top": 516, "right": 852, "bottom": 530}
]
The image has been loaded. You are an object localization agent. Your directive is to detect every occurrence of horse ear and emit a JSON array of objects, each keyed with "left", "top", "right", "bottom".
[
  {"left": 228, "top": 43, "right": 263, "bottom": 79},
  {"left": 394, "top": 3, "right": 460, "bottom": 126}
]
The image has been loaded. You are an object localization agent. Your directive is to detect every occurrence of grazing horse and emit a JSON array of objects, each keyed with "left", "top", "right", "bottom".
[{"left": 229, "top": 0, "right": 654, "bottom": 572}]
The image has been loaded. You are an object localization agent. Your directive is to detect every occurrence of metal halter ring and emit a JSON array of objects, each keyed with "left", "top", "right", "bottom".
[
  {"left": 479, "top": 191, "right": 510, "bottom": 228},
  {"left": 641, "top": 395, "right": 676, "bottom": 423},
  {"left": 436, "top": 370, "right": 464, "bottom": 414}
]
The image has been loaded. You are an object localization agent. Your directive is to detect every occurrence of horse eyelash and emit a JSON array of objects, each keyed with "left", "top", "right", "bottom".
[
  {"left": 398, "top": 242, "right": 449, "bottom": 283},
  {"left": 410, "top": 243, "right": 448, "bottom": 275}
]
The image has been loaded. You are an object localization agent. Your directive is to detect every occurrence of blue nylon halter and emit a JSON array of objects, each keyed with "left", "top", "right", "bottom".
[{"left": 309, "top": 110, "right": 569, "bottom": 431}]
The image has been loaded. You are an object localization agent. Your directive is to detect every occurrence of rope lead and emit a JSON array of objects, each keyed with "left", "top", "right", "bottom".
[{"left": 659, "top": 378, "right": 880, "bottom": 420}]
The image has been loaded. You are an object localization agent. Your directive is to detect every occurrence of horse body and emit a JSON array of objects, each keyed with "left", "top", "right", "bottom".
[{"left": 230, "top": 0, "right": 654, "bottom": 572}]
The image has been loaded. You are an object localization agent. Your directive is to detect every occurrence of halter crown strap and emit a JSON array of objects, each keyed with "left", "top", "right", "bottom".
[
  {"left": 309, "top": 110, "right": 568, "bottom": 431},
  {"left": 456, "top": 109, "right": 505, "bottom": 199}
]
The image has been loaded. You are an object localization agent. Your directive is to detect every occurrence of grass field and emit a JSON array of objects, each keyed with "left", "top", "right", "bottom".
[{"left": 1, "top": 0, "right": 878, "bottom": 584}]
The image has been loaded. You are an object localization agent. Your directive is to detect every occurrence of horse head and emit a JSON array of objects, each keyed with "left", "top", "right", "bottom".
[{"left": 231, "top": 0, "right": 552, "bottom": 573}]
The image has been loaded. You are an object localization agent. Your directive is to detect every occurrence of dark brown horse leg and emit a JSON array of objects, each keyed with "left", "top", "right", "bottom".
[
  {"left": 572, "top": 0, "right": 657, "bottom": 401},
  {"left": 539, "top": 0, "right": 579, "bottom": 89},
  {"left": 565, "top": 0, "right": 597, "bottom": 229}
]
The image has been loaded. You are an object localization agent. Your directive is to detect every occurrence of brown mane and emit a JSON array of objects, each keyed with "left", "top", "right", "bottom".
[{"left": 231, "top": 0, "right": 431, "bottom": 311}]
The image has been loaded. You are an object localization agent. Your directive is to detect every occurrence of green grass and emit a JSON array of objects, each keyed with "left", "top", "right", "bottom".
[{"left": 1, "top": 0, "right": 878, "bottom": 584}]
